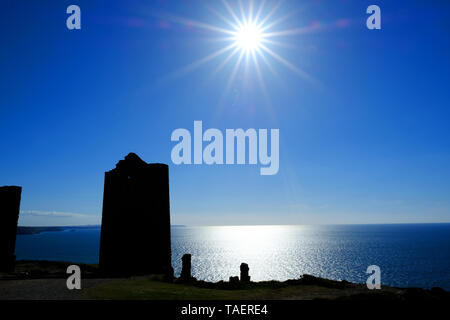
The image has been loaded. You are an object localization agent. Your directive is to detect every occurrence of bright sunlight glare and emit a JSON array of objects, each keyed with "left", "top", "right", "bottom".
[{"left": 234, "top": 23, "right": 264, "bottom": 51}]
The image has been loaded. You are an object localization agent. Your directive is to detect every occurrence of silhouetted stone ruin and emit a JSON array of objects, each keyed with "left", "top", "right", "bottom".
[
  {"left": 0, "top": 186, "right": 22, "bottom": 273},
  {"left": 180, "top": 254, "right": 192, "bottom": 281},
  {"left": 99, "top": 153, "right": 173, "bottom": 276},
  {"left": 229, "top": 276, "right": 239, "bottom": 283},
  {"left": 240, "top": 263, "right": 250, "bottom": 282}
]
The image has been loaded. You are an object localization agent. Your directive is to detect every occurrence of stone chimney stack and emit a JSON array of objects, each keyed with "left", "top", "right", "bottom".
[
  {"left": 0, "top": 186, "right": 22, "bottom": 272},
  {"left": 99, "top": 153, "right": 172, "bottom": 276}
]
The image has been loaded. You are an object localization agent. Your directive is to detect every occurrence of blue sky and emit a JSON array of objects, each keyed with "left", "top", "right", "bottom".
[{"left": 1, "top": 0, "right": 450, "bottom": 226}]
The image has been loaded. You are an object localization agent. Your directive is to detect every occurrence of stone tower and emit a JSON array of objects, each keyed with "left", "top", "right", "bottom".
[
  {"left": 0, "top": 186, "right": 22, "bottom": 272},
  {"left": 99, "top": 153, "right": 172, "bottom": 276}
]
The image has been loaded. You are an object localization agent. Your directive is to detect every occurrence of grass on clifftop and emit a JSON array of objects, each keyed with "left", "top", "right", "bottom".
[
  {"left": 82, "top": 275, "right": 399, "bottom": 300},
  {"left": 4, "top": 261, "right": 449, "bottom": 301}
]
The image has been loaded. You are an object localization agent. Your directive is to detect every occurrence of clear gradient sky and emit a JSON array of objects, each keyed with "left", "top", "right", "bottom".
[{"left": 1, "top": 0, "right": 450, "bottom": 226}]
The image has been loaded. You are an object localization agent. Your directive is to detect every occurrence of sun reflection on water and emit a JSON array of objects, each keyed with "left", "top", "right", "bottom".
[{"left": 172, "top": 225, "right": 317, "bottom": 282}]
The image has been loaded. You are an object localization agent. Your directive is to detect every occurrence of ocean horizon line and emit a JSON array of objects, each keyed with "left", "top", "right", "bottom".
[{"left": 17, "top": 221, "right": 450, "bottom": 228}]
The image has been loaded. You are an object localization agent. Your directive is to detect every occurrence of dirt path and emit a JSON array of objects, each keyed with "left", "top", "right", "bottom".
[{"left": 0, "top": 278, "right": 119, "bottom": 300}]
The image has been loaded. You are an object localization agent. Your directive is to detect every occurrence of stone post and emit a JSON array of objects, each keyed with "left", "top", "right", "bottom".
[
  {"left": 180, "top": 253, "right": 192, "bottom": 280},
  {"left": 240, "top": 262, "right": 250, "bottom": 282}
]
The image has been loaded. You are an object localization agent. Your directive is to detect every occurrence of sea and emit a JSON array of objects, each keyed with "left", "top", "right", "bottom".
[{"left": 14, "top": 224, "right": 450, "bottom": 290}]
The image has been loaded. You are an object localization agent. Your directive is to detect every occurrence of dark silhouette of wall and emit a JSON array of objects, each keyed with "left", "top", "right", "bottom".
[
  {"left": 99, "top": 153, "right": 172, "bottom": 276},
  {"left": 0, "top": 186, "right": 22, "bottom": 272}
]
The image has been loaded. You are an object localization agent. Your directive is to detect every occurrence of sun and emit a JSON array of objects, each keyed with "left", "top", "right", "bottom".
[
  {"left": 234, "top": 22, "right": 263, "bottom": 52},
  {"left": 160, "top": 1, "right": 318, "bottom": 89}
]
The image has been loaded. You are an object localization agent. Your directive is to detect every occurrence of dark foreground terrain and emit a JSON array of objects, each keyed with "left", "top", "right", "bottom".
[{"left": 0, "top": 260, "right": 449, "bottom": 301}]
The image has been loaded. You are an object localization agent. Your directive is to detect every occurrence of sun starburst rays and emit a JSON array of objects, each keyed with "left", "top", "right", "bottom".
[{"left": 160, "top": 0, "right": 318, "bottom": 93}]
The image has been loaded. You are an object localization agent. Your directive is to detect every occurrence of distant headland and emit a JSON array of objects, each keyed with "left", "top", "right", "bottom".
[{"left": 16, "top": 225, "right": 186, "bottom": 235}]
